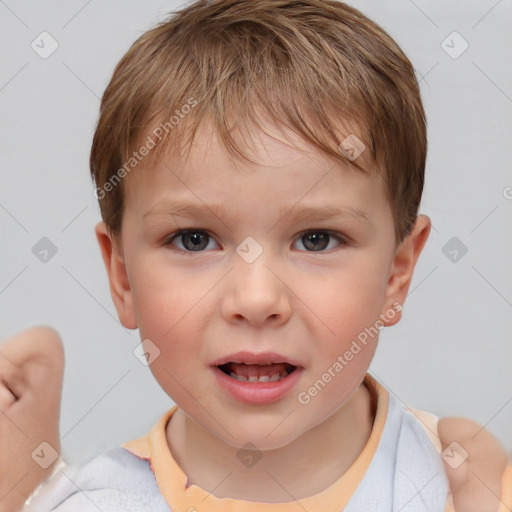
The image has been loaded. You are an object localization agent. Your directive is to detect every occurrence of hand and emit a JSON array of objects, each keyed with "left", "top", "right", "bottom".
[
  {"left": 0, "top": 326, "right": 64, "bottom": 512},
  {"left": 439, "top": 416, "right": 509, "bottom": 512}
]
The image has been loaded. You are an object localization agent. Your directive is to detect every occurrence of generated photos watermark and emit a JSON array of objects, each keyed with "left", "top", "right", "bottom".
[
  {"left": 93, "top": 97, "right": 198, "bottom": 200},
  {"left": 297, "top": 303, "right": 402, "bottom": 405}
]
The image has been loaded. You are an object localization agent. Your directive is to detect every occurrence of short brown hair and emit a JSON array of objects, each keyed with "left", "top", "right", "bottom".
[{"left": 90, "top": 0, "right": 426, "bottom": 244}]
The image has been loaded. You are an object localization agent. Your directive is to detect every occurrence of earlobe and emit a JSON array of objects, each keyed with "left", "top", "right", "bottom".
[
  {"left": 95, "top": 222, "right": 138, "bottom": 329},
  {"left": 380, "top": 215, "right": 431, "bottom": 327}
]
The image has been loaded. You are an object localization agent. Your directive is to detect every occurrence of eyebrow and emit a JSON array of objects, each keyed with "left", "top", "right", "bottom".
[{"left": 143, "top": 201, "right": 369, "bottom": 226}]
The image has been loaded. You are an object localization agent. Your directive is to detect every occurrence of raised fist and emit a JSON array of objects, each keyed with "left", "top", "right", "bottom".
[{"left": 0, "top": 326, "right": 64, "bottom": 512}]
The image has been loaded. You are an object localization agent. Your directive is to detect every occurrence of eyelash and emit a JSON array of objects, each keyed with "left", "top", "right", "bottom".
[{"left": 163, "top": 229, "right": 349, "bottom": 254}]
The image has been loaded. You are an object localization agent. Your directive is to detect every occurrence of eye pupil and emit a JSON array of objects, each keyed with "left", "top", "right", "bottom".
[
  {"left": 309, "top": 234, "right": 323, "bottom": 245},
  {"left": 183, "top": 232, "right": 208, "bottom": 251},
  {"left": 303, "top": 232, "right": 329, "bottom": 251},
  {"left": 189, "top": 234, "right": 202, "bottom": 245}
]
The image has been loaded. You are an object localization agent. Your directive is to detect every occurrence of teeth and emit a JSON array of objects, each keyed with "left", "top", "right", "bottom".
[
  {"left": 230, "top": 372, "right": 248, "bottom": 382},
  {"left": 228, "top": 371, "right": 288, "bottom": 383}
]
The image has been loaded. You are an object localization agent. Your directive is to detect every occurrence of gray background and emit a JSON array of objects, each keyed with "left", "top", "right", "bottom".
[{"left": 1, "top": 0, "right": 511, "bottom": 465}]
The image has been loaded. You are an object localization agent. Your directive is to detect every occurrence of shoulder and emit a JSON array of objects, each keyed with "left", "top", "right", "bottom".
[
  {"left": 438, "top": 416, "right": 510, "bottom": 512},
  {"left": 24, "top": 448, "right": 165, "bottom": 511}
]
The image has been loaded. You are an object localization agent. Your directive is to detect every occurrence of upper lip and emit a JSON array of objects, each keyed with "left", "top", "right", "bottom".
[{"left": 211, "top": 351, "right": 303, "bottom": 367}]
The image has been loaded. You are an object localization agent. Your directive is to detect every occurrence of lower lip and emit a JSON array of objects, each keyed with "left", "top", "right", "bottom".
[{"left": 212, "top": 366, "right": 304, "bottom": 405}]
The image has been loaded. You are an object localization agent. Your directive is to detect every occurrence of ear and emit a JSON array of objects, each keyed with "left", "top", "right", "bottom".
[
  {"left": 380, "top": 215, "right": 431, "bottom": 327},
  {"left": 95, "top": 222, "right": 138, "bottom": 329}
]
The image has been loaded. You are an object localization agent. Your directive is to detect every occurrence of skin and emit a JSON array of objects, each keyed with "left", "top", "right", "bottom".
[
  {"left": 2, "top": 124, "right": 507, "bottom": 509},
  {"left": 0, "top": 326, "right": 64, "bottom": 512},
  {"left": 0, "top": 338, "right": 506, "bottom": 512},
  {"left": 96, "top": 122, "right": 433, "bottom": 501},
  {"left": 439, "top": 417, "right": 508, "bottom": 511}
]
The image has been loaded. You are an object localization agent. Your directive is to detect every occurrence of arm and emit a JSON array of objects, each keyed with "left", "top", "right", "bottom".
[
  {"left": 0, "top": 326, "right": 64, "bottom": 512},
  {"left": 439, "top": 416, "right": 510, "bottom": 512}
]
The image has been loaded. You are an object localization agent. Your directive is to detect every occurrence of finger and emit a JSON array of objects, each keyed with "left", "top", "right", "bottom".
[
  {"left": 0, "top": 357, "right": 27, "bottom": 404},
  {"left": 0, "top": 377, "right": 17, "bottom": 410},
  {"left": 0, "top": 326, "right": 64, "bottom": 368}
]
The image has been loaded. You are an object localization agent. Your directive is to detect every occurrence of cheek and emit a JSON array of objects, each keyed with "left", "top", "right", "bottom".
[
  {"left": 129, "top": 259, "right": 218, "bottom": 379},
  {"left": 298, "top": 256, "right": 389, "bottom": 355},
  {"left": 130, "top": 257, "right": 202, "bottom": 338}
]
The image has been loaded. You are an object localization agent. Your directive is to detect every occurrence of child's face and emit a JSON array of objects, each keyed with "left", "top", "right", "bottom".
[{"left": 103, "top": 122, "right": 409, "bottom": 450}]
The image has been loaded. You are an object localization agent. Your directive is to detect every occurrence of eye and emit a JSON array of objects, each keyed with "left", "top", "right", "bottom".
[
  {"left": 293, "top": 231, "right": 347, "bottom": 252},
  {"left": 166, "top": 230, "right": 220, "bottom": 252}
]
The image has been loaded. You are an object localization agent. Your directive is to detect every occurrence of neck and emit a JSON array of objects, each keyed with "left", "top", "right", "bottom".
[{"left": 166, "top": 382, "right": 375, "bottom": 502}]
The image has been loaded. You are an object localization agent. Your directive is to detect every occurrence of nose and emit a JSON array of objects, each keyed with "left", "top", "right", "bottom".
[{"left": 221, "top": 256, "right": 292, "bottom": 328}]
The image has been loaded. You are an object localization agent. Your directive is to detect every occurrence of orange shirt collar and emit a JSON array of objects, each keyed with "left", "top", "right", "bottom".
[{"left": 123, "top": 373, "right": 388, "bottom": 511}]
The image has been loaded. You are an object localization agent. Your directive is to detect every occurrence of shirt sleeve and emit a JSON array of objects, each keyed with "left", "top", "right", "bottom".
[
  {"left": 22, "top": 458, "right": 88, "bottom": 512},
  {"left": 22, "top": 448, "right": 171, "bottom": 512},
  {"left": 22, "top": 457, "right": 68, "bottom": 511}
]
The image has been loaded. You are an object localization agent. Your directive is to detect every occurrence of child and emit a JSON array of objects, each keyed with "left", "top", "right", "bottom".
[{"left": 1, "top": 0, "right": 510, "bottom": 510}]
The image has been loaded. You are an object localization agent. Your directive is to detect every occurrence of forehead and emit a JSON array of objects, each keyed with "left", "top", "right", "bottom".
[
  {"left": 126, "top": 119, "right": 380, "bottom": 196},
  {"left": 122, "top": 121, "right": 393, "bottom": 240}
]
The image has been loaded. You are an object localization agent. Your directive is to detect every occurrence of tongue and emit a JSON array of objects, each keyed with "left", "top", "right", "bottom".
[{"left": 225, "top": 362, "right": 290, "bottom": 379}]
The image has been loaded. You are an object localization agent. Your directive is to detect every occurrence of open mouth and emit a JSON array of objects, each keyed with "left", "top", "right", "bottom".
[{"left": 217, "top": 362, "right": 297, "bottom": 383}]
